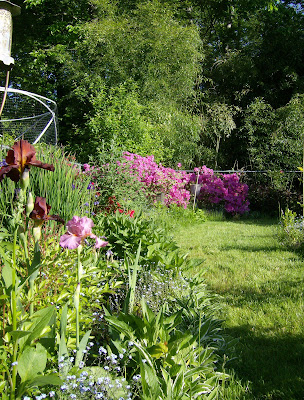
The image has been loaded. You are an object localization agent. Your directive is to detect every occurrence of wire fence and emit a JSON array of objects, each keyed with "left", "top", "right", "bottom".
[
  {"left": 180, "top": 170, "right": 301, "bottom": 174},
  {"left": 0, "top": 87, "right": 58, "bottom": 146}
]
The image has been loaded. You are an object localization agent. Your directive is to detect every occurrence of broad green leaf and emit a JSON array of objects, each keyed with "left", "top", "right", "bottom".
[
  {"left": 27, "top": 373, "right": 62, "bottom": 387},
  {"left": 0, "top": 380, "right": 6, "bottom": 392},
  {"left": 17, "top": 343, "right": 47, "bottom": 383},
  {"left": 140, "top": 360, "right": 162, "bottom": 398},
  {"left": 1, "top": 262, "right": 13, "bottom": 289},
  {"left": 17, "top": 373, "right": 62, "bottom": 397},
  {"left": 105, "top": 315, "right": 134, "bottom": 337},
  {"left": 28, "top": 243, "right": 41, "bottom": 281}
]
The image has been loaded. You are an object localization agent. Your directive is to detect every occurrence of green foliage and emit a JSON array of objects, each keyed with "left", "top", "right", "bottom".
[
  {"left": 0, "top": 144, "right": 94, "bottom": 231},
  {"left": 198, "top": 101, "right": 238, "bottom": 168},
  {"left": 95, "top": 210, "right": 178, "bottom": 263},
  {"left": 77, "top": 80, "right": 168, "bottom": 162},
  {"left": 30, "top": 145, "right": 94, "bottom": 221},
  {"left": 106, "top": 295, "right": 227, "bottom": 399},
  {"left": 0, "top": 230, "right": 61, "bottom": 398},
  {"left": 89, "top": 141, "right": 150, "bottom": 210},
  {"left": 11, "top": 0, "right": 304, "bottom": 174},
  {"left": 279, "top": 208, "right": 304, "bottom": 250},
  {"left": 12, "top": 0, "right": 202, "bottom": 166},
  {"left": 150, "top": 203, "right": 207, "bottom": 231}
]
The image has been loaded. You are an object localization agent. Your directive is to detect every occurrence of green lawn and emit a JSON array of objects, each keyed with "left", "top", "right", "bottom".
[{"left": 174, "top": 217, "right": 304, "bottom": 400}]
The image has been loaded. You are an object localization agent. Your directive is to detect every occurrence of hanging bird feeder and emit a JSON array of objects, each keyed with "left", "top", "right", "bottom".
[{"left": 0, "top": 0, "right": 21, "bottom": 70}]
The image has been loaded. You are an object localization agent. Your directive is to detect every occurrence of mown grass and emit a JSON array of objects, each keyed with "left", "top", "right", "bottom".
[{"left": 174, "top": 216, "right": 304, "bottom": 400}]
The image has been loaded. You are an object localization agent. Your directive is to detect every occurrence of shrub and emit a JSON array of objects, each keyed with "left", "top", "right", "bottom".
[
  {"left": 120, "top": 152, "right": 191, "bottom": 208},
  {"left": 189, "top": 166, "right": 250, "bottom": 215},
  {"left": 279, "top": 208, "right": 304, "bottom": 250}
]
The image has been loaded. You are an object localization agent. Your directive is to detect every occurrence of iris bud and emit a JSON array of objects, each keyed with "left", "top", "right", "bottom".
[
  {"left": 26, "top": 192, "right": 34, "bottom": 217},
  {"left": 20, "top": 167, "right": 30, "bottom": 191}
]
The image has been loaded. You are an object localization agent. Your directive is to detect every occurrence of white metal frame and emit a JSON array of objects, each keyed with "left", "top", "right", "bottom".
[{"left": 0, "top": 86, "right": 58, "bottom": 144}]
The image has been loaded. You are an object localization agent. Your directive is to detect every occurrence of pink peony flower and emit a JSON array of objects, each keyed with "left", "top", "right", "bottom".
[{"left": 60, "top": 216, "right": 108, "bottom": 249}]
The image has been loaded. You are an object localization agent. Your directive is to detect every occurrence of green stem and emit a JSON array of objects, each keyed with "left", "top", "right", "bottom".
[
  {"left": 3, "top": 361, "right": 13, "bottom": 392},
  {"left": 75, "top": 246, "right": 82, "bottom": 352},
  {"left": 10, "top": 228, "right": 18, "bottom": 400},
  {"left": 29, "top": 279, "right": 34, "bottom": 317}
]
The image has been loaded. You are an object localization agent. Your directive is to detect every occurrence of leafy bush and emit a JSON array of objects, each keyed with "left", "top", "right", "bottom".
[
  {"left": 95, "top": 210, "right": 179, "bottom": 264},
  {"left": 88, "top": 143, "right": 150, "bottom": 212},
  {"left": 279, "top": 208, "right": 304, "bottom": 250}
]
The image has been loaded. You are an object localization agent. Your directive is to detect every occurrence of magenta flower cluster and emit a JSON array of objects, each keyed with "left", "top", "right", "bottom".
[
  {"left": 189, "top": 166, "right": 250, "bottom": 215},
  {"left": 82, "top": 154, "right": 249, "bottom": 215},
  {"left": 119, "top": 152, "right": 191, "bottom": 208}
]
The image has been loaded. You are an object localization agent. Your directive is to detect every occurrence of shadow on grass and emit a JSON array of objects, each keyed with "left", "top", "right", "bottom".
[
  {"left": 226, "top": 217, "right": 280, "bottom": 227},
  {"left": 225, "top": 325, "right": 304, "bottom": 400},
  {"left": 219, "top": 274, "right": 304, "bottom": 399},
  {"left": 218, "top": 244, "right": 286, "bottom": 253}
]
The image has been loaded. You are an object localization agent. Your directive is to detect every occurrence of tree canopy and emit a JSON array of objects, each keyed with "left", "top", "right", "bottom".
[{"left": 5, "top": 0, "right": 304, "bottom": 170}]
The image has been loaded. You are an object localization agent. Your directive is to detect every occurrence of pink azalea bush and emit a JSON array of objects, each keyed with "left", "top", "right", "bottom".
[
  {"left": 119, "top": 152, "right": 191, "bottom": 208},
  {"left": 189, "top": 166, "right": 250, "bottom": 215}
]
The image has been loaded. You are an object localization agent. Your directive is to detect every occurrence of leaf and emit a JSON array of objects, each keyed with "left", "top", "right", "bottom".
[
  {"left": 1, "top": 262, "right": 13, "bottom": 289},
  {"left": 123, "top": 240, "right": 141, "bottom": 313},
  {"left": 27, "top": 373, "right": 62, "bottom": 387},
  {"left": 22, "top": 306, "right": 55, "bottom": 348},
  {"left": 140, "top": 360, "right": 162, "bottom": 398},
  {"left": 28, "top": 242, "right": 41, "bottom": 277},
  {"left": 147, "top": 343, "right": 168, "bottom": 359},
  {"left": 17, "top": 343, "right": 47, "bottom": 383},
  {"left": 60, "top": 303, "right": 68, "bottom": 340},
  {"left": 9, "top": 331, "right": 32, "bottom": 341},
  {"left": 75, "top": 330, "right": 91, "bottom": 367},
  {"left": 172, "top": 371, "right": 185, "bottom": 397},
  {"left": 58, "top": 304, "right": 68, "bottom": 361},
  {"left": 105, "top": 315, "right": 134, "bottom": 338},
  {"left": 17, "top": 373, "right": 62, "bottom": 397}
]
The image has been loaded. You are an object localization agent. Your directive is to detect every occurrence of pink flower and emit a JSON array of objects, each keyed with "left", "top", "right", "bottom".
[{"left": 60, "top": 216, "right": 108, "bottom": 249}]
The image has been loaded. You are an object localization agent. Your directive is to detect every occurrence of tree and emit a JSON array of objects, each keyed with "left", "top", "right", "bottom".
[{"left": 9, "top": 0, "right": 202, "bottom": 164}]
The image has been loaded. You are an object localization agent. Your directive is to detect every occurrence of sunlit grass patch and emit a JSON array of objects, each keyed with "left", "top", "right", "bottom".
[{"left": 174, "top": 217, "right": 304, "bottom": 400}]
